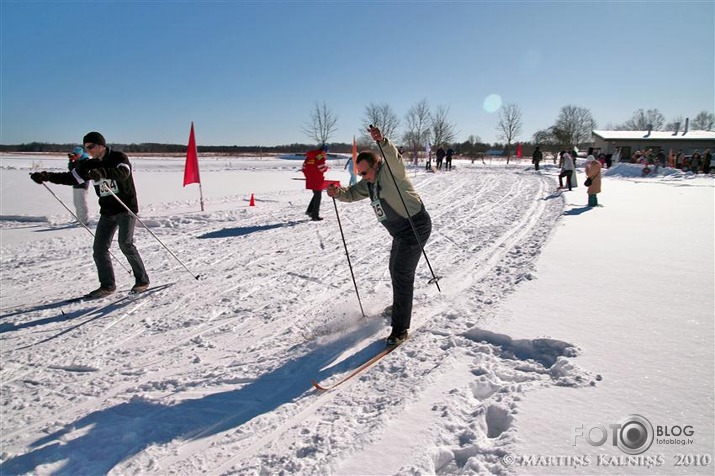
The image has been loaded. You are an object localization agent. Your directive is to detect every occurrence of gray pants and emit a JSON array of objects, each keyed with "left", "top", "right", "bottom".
[
  {"left": 94, "top": 212, "right": 149, "bottom": 289},
  {"left": 72, "top": 186, "right": 89, "bottom": 225},
  {"left": 388, "top": 209, "right": 432, "bottom": 333}
]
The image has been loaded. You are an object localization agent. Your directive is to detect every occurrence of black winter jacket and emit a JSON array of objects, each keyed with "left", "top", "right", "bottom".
[{"left": 47, "top": 148, "right": 139, "bottom": 215}]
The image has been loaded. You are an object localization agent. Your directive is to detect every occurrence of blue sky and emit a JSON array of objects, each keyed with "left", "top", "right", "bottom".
[{"left": 1, "top": 1, "right": 713, "bottom": 147}]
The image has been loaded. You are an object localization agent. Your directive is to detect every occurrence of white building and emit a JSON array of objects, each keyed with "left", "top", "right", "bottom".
[{"left": 592, "top": 128, "right": 715, "bottom": 162}]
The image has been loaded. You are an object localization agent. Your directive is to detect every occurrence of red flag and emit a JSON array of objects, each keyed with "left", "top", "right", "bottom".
[
  {"left": 516, "top": 143, "right": 523, "bottom": 158},
  {"left": 183, "top": 122, "right": 201, "bottom": 186}
]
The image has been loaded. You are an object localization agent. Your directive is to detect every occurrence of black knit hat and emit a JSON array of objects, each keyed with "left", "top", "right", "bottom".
[{"left": 82, "top": 131, "right": 106, "bottom": 146}]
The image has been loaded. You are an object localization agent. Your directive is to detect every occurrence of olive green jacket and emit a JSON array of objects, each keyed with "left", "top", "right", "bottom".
[{"left": 333, "top": 137, "right": 423, "bottom": 220}]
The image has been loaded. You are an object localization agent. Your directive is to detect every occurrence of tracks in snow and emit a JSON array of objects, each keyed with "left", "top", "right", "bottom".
[
  {"left": 1, "top": 166, "right": 572, "bottom": 475},
  {"left": 120, "top": 167, "right": 565, "bottom": 474}
]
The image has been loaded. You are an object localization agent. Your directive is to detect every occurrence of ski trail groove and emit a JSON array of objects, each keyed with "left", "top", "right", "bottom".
[{"left": 116, "top": 168, "right": 563, "bottom": 474}]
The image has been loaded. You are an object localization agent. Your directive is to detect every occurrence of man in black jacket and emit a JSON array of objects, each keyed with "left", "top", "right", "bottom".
[
  {"left": 30, "top": 131, "right": 150, "bottom": 298},
  {"left": 532, "top": 146, "right": 543, "bottom": 171}
]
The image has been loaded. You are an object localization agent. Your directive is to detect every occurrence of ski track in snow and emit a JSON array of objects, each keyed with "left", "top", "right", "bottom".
[{"left": 0, "top": 164, "right": 597, "bottom": 475}]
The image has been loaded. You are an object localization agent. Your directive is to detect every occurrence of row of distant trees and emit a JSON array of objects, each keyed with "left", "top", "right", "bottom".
[
  {"left": 0, "top": 137, "right": 530, "bottom": 159},
  {"left": 303, "top": 100, "right": 715, "bottom": 162},
  {"left": 301, "top": 99, "right": 461, "bottom": 155},
  {"left": 0, "top": 142, "right": 334, "bottom": 155},
  {"left": 605, "top": 109, "right": 714, "bottom": 132},
  {"left": 3, "top": 104, "right": 712, "bottom": 157}
]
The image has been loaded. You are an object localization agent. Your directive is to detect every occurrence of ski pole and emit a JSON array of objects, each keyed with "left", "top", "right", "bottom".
[
  {"left": 41, "top": 183, "right": 132, "bottom": 274},
  {"left": 99, "top": 183, "right": 200, "bottom": 280},
  {"left": 370, "top": 125, "right": 442, "bottom": 292},
  {"left": 331, "top": 195, "right": 366, "bottom": 319}
]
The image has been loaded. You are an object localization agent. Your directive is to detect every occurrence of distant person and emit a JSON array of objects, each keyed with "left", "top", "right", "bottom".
[
  {"left": 597, "top": 153, "right": 607, "bottom": 168},
  {"left": 435, "top": 147, "right": 446, "bottom": 170},
  {"left": 30, "top": 131, "right": 150, "bottom": 298},
  {"left": 703, "top": 149, "right": 713, "bottom": 174},
  {"left": 344, "top": 157, "right": 357, "bottom": 186},
  {"left": 691, "top": 150, "right": 702, "bottom": 173},
  {"left": 676, "top": 150, "right": 685, "bottom": 169},
  {"left": 611, "top": 147, "right": 621, "bottom": 165},
  {"left": 655, "top": 149, "right": 666, "bottom": 174},
  {"left": 558, "top": 151, "right": 574, "bottom": 191},
  {"left": 532, "top": 146, "right": 543, "bottom": 171},
  {"left": 302, "top": 144, "right": 329, "bottom": 221},
  {"left": 327, "top": 126, "right": 432, "bottom": 346},
  {"left": 585, "top": 155, "right": 602, "bottom": 207},
  {"left": 642, "top": 148, "right": 655, "bottom": 176},
  {"left": 68, "top": 146, "right": 91, "bottom": 225},
  {"left": 445, "top": 147, "right": 454, "bottom": 171}
]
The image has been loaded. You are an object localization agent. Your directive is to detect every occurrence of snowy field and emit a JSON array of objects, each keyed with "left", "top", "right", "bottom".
[{"left": 0, "top": 152, "right": 713, "bottom": 475}]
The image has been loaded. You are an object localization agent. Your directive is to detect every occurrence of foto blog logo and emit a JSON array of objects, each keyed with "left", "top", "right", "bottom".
[{"left": 574, "top": 414, "right": 654, "bottom": 455}]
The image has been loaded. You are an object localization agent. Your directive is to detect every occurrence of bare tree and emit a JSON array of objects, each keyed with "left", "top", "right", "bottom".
[
  {"left": 622, "top": 109, "right": 665, "bottom": 130},
  {"left": 691, "top": 110, "right": 714, "bottom": 130},
  {"left": 533, "top": 128, "right": 560, "bottom": 149},
  {"left": 467, "top": 134, "right": 482, "bottom": 145},
  {"left": 533, "top": 129, "right": 551, "bottom": 145},
  {"left": 363, "top": 103, "right": 400, "bottom": 140},
  {"left": 430, "top": 105, "right": 457, "bottom": 147},
  {"left": 496, "top": 103, "right": 523, "bottom": 163},
  {"left": 301, "top": 101, "right": 338, "bottom": 145},
  {"left": 463, "top": 134, "right": 485, "bottom": 161},
  {"left": 665, "top": 115, "right": 685, "bottom": 132},
  {"left": 553, "top": 105, "right": 596, "bottom": 149},
  {"left": 402, "top": 99, "right": 432, "bottom": 154}
]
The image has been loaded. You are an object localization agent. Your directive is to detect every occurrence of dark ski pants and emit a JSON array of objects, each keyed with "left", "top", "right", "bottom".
[
  {"left": 94, "top": 212, "right": 149, "bottom": 290},
  {"left": 388, "top": 210, "right": 432, "bottom": 334},
  {"left": 306, "top": 190, "right": 322, "bottom": 219},
  {"left": 559, "top": 170, "right": 573, "bottom": 190}
]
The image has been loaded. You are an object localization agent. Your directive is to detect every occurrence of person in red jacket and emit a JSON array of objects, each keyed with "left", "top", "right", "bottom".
[{"left": 302, "top": 144, "right": 329, "bottom": 221}]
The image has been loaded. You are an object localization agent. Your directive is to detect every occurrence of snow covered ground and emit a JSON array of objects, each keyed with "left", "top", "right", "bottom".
[{"left": 0, "top": 153, "right": 712, "bottom": 475}]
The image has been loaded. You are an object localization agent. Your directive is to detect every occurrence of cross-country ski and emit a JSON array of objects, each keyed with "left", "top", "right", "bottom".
[{"left": 312, "top": 339, "right": 406, "bottom": 392}]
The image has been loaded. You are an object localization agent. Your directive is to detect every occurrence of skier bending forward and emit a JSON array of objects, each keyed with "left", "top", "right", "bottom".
[{"left": 327, "top": 126, "right": 432, "bottom": 346}]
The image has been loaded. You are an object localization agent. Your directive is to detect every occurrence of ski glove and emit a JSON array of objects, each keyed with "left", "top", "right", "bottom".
[
  {"left": 86, "top": 168, "right": 105, "bottom": 181},
  {"left": 30, "top": 171, "right": 49, "bottom": 184}
]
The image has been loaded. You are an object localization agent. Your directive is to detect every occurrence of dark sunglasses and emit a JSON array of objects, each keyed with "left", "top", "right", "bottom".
[
  {"left": 359, "top": 171, "right": 369, "bottom": 177},
  {"left": 85, "top": 144, "right": 97, "bottom": 150}
]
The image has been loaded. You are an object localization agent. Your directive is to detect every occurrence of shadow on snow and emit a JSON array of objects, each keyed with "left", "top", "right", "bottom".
[
  {"left": 197, "top": 220, "right": 304, "bottom": 239},
  {"left": 0, "top": 285, "right": 174, "bottom": 346},
  {"left": 1, "top": 326, "right": 385, "bottom": 474},
  {"left": 563, "top": 206, "right": 594, "bottom": 216}
]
